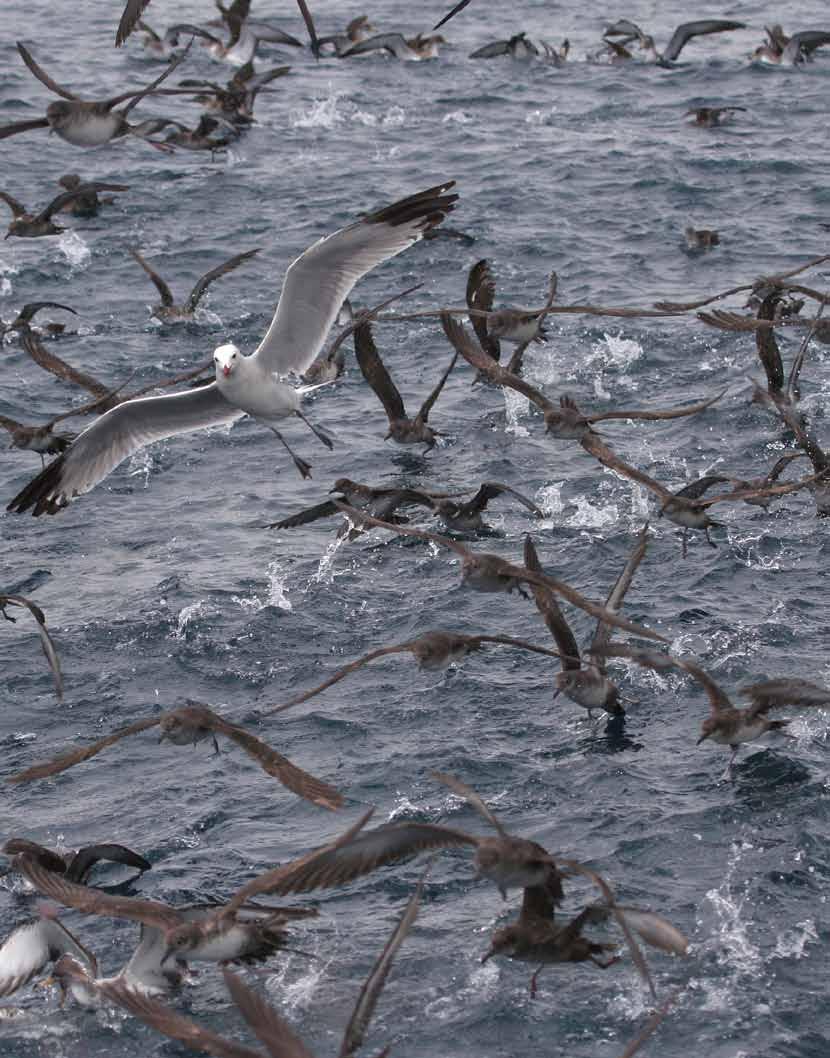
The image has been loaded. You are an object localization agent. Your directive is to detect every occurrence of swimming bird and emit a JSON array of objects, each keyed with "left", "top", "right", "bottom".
[
  {"left": 353, "top": 318, "right": 457, "bottom": 449},
  {"left": 440, "top": 312, "right": 725, "bottom": 439},
  {"left": 265, "top": 629, "right": 571, "bottom": 714},
  {"left": 755, "top": 29, "right": 830, "bottom": 64},
  {"left": 54, "top": 174, "right": 127, "bottom": 217},
  {"left": 603, "top": 19, "right": 745, "bottom": 65},
  {"left": 749, "top": 24, "right": 789, "bottom": 63},
  {"left": 1, "top": 839, "right": 150, "bottom": 886},
  {"left": 685, "top": 227, "right": 719, "bottom": 252},
  {"left": 1, "top": 302, "right": 77, "bottom": 341},
  {"left": 523, "top": 526, "right": 649, "bottom": 718},
  {"left": 200, "top": 4, "right": 303, "bottom": 67},
  {"left": 134, "top": 20, "right": 219, "bottom": 58},
  {"left": 470, "top": 32, "right": 541, "bottom": 60},
  {"left": 314, "top": 15, "right": 376, "bottom": 56},
  {"left": 156, "top": 113, "right": 239, "bottom": 151},
  {"left": 248, "top": 772, "right": 566, "bottom": 904},
  {"left": 0, "top": 182, "right": 129, "bottom": 238},
  {"left": 7, "top": 182, "right": 457, "bottom": 515},
  {"left": 342, "top": 32, "right": 446, "bottom": 60},
  {"left": 333, "top": 500, "right": 666, "bottom": 640},
  {"left": 0, "top": 42, "right": 198, "bottom": 148},
  {"left": 598, "top": 645, "right": 830, "bottom": 778},
  {"left": 580, "top": 436, "right": 818, "bottom": 555},
  {"left": 0, "top": 593, "right": 63, "bottom": 699},
  {"left": 7, "top": 700, "right": 343, "bottom": 810},
  {"left": 99, "top": 876, "right": 423, "bottom": 1056},
  {"left": 685, "top": 105, "right": 746, "bottom": 127}
]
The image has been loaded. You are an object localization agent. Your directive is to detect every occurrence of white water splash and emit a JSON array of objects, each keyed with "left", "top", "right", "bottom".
[
  {"left": 699, "top": 841, "right": 763, "bottom": 1000},
  {"left": 233, "top": 560, "right": 294, "bottom": 611},
  {"left": 535, "top": 482, "right": 565, "bottom": 519},
  {"left": 442, "top": 109, "right": 472, "bottom": 124},
  {"left": 57, "top": 230, "right": 91, "bottom": 268},
  {"left": 291, "top": 91, "right": 346, "bottom": 129},
  {"left": 503, "top": 388, "right": 530, "bottom": 435},
  {"left": 126, "top": 447, "right": 156, "bottom": 488},
  {"left": 773, "top": 918, "right": 817, "bottom": 960},
  {"left": 171, "top": 600, "right": 217, "bottom": 640}
]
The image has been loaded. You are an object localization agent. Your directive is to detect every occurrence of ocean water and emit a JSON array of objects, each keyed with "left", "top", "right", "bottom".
[{"left": 2, "top": 1, "right": 830, "bottom": 1055}]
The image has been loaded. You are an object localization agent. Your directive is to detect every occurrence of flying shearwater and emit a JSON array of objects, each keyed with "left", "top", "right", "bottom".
[
  {"left": 1, "top": 593, "right": 63, "bottom": 699},
  {"left": 244, "top": 772, "right": 566, "bottom": 904},
  {"left": 354, "top": 318, "right": 457, "bottom": 448},
  {"left": 265, "top": 629, "right": 572, "bottom": 714},
  {"left": 7, "top": 182, "right": 457, "bottom": 514},
  {"left": 523, "top": 526, "right": 649, "bottom": 718},
  {"left": 0, "top": 42, "right": 199, "bottom": 148},
  {"left": 98, "top": 878, "right": 423, "bottom": 1057},
  {"left": 8, "top": 700, "right": 343, "bottom": 810},
  {"left": 440, "top": 313, "right": 724, "bottom": 439},
  {"left": 482, "top": 861, "right": 687, "bottom": 998},
  {"left": 580, "top": 435, "right": 818, "bottom": 555},
  {"left": 598, "top": 645, "right": 830, "bottom": 779},
  {"left": 333, "top": 500, "right": 666, "bottom": 640}
]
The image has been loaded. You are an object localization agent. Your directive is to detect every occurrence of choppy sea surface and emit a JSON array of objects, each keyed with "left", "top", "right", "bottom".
[{"left": 2, "top": 1, "right": 830, "bottom": 1055}]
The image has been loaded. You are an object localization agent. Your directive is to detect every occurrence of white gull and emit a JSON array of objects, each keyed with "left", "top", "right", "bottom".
[{"left": 8, "top": 181, "right": 458, "bottom": 516}]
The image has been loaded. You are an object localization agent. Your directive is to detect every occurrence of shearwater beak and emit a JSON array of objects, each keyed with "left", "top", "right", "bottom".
[
  {"left": 696, "top": 732, "right": 709, "bottom": 745},
  {"left": 480, "top": 946, "right": 496, "bottom": 964}
]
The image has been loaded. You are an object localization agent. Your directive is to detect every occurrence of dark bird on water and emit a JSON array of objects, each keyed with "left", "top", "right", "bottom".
[{"left": 0, "top": 183, "right": 129, "bottom": 238}]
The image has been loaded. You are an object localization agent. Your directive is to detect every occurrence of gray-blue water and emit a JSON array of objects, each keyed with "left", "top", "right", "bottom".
[{"left": 2, "top": 1, "right": 830, "bottom": 1055}]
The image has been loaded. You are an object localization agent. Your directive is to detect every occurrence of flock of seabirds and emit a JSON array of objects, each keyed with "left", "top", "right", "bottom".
[{"left": 3, "top": 1, "right": 830, "bottom": 1056}]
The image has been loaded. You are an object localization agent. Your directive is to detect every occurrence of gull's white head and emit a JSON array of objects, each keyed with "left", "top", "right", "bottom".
[{"left": 214, "top": 343, "right": 240, "bottom": 379}]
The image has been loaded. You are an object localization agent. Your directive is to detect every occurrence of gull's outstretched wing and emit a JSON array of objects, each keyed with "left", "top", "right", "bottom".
[
  {"left": 7, "top": 385, "right": 243, "bottom": 516},
  {"left": 251, "top": 182, "right": 457, "bottom": 376}
]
